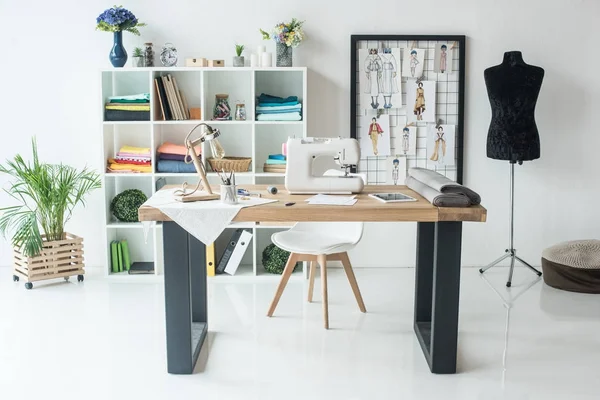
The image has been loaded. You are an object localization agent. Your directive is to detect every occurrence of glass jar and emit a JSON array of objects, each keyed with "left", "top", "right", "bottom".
[
  {"left": 213, "top": 94, "right": 231, "bottom": 120},
  {"left": 234, "top": 102, "right": 246, "bottom": 121},
  {"left": 144, "top": 42, "right": 154, "bottom": 67}
]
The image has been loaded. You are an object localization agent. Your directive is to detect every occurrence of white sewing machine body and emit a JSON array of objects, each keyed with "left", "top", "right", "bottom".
[{"left": 285, "top": 137, "right": 365, "bottom": 194}]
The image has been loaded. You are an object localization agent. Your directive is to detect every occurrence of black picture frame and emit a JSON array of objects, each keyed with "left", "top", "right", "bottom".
[{"left": 350, "top": 35, "right": 466, "bottom": 184}]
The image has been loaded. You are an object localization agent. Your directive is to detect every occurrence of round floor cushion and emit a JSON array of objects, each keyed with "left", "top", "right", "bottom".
[{"left": 541, "top": 240, "right": 600, "bottom": 294}]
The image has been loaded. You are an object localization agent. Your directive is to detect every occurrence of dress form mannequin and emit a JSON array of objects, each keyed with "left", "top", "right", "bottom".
[
  {"left": 484, "top": 51, "right": 544, "bottom": 164},
  {"left": 480, "top": 51, "right": 544, "bottom": 287}
]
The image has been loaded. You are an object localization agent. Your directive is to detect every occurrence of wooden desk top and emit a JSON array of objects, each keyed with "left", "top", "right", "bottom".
[{"left": 138, "top": 185, "right": 487, "bottom": 223}]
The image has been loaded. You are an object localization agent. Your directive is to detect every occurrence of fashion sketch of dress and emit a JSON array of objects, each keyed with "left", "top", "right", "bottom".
[
  {"left": 380, "top": 49, "right": 399, "bottom": 109},
  {"left": 368, "top": 119, "right": 384, "bottom": 155},
  {"left": 439, "top": 47, "right": 447, "bottom": 73},
  {"left": 430, "top": 128, "right": 446, "bottom": 163},
  {"left": 413, "top": 85, "right": 426, "bottom": 121},
  {"left": 392, "top": 159, "right": 400, "bottom": 184},
  {"left": 402, "top": 127, "right": 410, "bottom": 155},
  {"left": 364, "top": 49, "right": 383, "bottom": 109},
  {"left": 410, "top": 51, "right": 420, "bottom": 77}
]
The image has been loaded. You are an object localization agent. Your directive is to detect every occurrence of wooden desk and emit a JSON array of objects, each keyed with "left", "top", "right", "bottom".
[{"left": 139, "top": 185, "right": 487, "bottom": 375}]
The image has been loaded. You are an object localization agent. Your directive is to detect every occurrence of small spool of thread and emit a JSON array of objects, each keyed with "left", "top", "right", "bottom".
[{"left": 267, "top": 186, "right": 278, "bottom": 195}]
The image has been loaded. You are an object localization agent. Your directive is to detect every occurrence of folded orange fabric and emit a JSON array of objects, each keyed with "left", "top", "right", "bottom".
[
  {"left": 107, "top": 159, "right": 152, "bottom": 173},
  {"left": 157, "top": 142, "right": 200, "bottom": 157}
]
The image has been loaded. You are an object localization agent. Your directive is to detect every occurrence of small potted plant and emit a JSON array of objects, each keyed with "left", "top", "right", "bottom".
[
  {"left": 260, "top": 18, "right": 305, "bottom": 67},
  {"left": 0, "top": 139, "right": 101, "bottom": 289},
  {"left": 233, "top": 44, "right": 245, "bottom": 67},
  {"left": 132, "top": 46, "right": 144, "bottom": 67},
  {"left": 96, "top": 5, "right": 146, "bottom": 67}
]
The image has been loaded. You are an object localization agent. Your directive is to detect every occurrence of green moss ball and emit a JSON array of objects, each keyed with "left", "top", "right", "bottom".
[
  {"left": 110, "top": 189, "right": 148, "bottom": 222},
  {"left": 262, "top": 243, "right": 299, "bottom": 274}
]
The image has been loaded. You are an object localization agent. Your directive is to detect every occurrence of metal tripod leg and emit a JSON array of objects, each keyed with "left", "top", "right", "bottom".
[
  {"left": 479, "top": 252, "right": 510, "bottom": 274},
  {"left": 515, "top": 255, "right": 542, "bottom": 277},
  {"left": 506, "top": 255, "right": 516, "bottom": 288}
]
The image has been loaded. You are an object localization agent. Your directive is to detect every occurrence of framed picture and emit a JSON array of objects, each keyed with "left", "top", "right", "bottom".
[{"left": 350, "top": 35, "right": 466, "bottom": 184}]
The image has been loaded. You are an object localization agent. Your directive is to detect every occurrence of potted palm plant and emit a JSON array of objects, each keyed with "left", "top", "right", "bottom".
[{"left": 0, "top": 139, "right": 101, "bottom": 289}]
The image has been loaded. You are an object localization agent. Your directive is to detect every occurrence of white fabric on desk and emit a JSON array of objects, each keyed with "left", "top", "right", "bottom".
[{"left": 142, "top": 188, "right": 277, "bottom": 244}]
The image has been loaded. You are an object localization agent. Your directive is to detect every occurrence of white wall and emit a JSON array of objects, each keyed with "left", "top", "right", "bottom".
[{"left": 1, "top": 0, "right": 599, "bottom": 268}]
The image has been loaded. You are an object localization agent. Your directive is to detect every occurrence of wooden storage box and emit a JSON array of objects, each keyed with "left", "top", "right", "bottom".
[
  {"left": 208, "top": 60, "right": 224, "bottom": 67},
  {"left": 13, "top": 232, "right": 85, "bottom": 289},
  {"left": 185, "top": 57, "right": 207, "bottom": 67}
]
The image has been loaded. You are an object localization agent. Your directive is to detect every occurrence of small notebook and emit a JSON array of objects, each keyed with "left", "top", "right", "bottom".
[{"left": 128, "top": 262, "right": 155, "bottom": 275}]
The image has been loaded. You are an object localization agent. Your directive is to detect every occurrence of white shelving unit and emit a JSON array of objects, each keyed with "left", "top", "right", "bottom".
[{"left": 100, "top": 67, "right": 307, "bottom": 280}]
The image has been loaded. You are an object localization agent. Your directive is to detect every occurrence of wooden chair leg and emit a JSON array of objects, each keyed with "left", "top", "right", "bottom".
[
  {"left": 340, "top": 252, "right": 366, "bottom": 313},
  {"left": 267, "top": 253, "right": 299, "bottom": 317},
  {"left": 317, "top": 254, "right": 329, "bottom": 329},
  {"left": 307, "top": 261, "right": 316, "bottom": 302}
]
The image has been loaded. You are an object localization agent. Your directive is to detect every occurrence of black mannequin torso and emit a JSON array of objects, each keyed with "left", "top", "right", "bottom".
[{"left": 484, "top": 51, "right": 544, "bottom": 163}]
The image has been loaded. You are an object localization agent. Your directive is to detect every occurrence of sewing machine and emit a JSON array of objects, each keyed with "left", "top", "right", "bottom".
[{"left": 285, "top": 137, "right": 365, "bottom": 194}]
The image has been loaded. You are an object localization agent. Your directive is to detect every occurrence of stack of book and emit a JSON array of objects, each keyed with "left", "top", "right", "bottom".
[
  {"left": 263, "top": 154, "right": 287, "bottom": 174},
  {"left": 154, "top": 74, "right": 191, "bottom": 120},
  {"left": 110, "top": 239, "right": 155, "bottom": 275},
  {"left": 105, "top": 93, "right": 150, "bottom": 121}
]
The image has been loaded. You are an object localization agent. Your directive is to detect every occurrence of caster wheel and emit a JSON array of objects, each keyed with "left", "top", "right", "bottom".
[
  {"left": 478, "top": 269, "right": 484, "bottom": 274},
  {"left": 537, "top": 272, "right": 543, "bottom": 277},
  {"left": 13, "top": 275, "right": 19, "bottom": 282},
  {"left": 25, "top": 282, "right": 33, "bottom": 290},
  {"left": 506, "top": 282, "right": 512, "bottom": 288},
  {"left": 77, "top": 275, "right": 84, "bottom": 282},
  {"left": 64, "top": 277, "right": 70, "bottom": 282}
]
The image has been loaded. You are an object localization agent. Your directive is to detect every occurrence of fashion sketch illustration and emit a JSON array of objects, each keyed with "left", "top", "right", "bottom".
[
  {"left": 402, "top": 127, "right": 410, "bottom": 155},
  {"left": 430, "top": 126, "right": 446, "bottom": 164},
  {"left": 413, "top": 82, "right": 426, "bottom": 121},
  {"left": 406, "top": 80, "right": 436, "bottom": 123},
  {"left": 434, "top": 43, "right": 453, "bottom": 74},
  {"left": 360, "top": 113, "right": 391, "bottom": 157},
  {"left": 386, "top": 156, "right": 406, "bottom": 185},
  {"left": 427, "top": 124, "right": 455, "bottom": 167},
  {"left": 402, "top": 48, "right": 425, "bottom": 78},
  {"left": 359, "top": 48, "right": 401, "bottom": 109}
]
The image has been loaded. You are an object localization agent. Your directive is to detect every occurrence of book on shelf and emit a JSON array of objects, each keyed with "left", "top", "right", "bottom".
[
  {"left": 216, "top": 229, "right": 254, "bottom": 275},
  {"left": 154, "top": 77, "right": 172, "bottom": 120},
  {"left": 157, "top": 74, "right": 191, "bottom": 121},
  {"left": 110, "top": 239, "right": 143, "bottom": 274},
  {"left": 128, "top": 262, "right": 155, "bottom": 275}
]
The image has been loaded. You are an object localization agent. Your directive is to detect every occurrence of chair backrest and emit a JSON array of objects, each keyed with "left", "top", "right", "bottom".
[{"left": 292, "top": 222, "right": 364, "bottom": 245}]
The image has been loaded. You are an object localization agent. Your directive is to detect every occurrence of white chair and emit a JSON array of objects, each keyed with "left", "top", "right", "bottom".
[{"left": 266, "top": 222, "right": 366, "bottom": 329}]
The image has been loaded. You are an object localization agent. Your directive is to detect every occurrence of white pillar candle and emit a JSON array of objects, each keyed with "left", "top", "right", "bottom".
[
  {"left": 250, "top": 54, "right": 258, "bottom": 67},
  {"left": 261, "top": 52, "right": 272, "bottom": 67},
  {"left": 256, "top": 45, "right": 266, "bottom": 54}
]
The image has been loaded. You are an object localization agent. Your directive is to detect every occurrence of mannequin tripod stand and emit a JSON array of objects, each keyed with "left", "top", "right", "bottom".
[{"left": 479, "top": 162, "right": 542, "bottom": 287}]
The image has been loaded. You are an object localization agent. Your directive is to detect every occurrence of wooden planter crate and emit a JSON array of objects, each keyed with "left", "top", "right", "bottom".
[{"left": 13, "top": 232, "right": 85, "bottom": 290}]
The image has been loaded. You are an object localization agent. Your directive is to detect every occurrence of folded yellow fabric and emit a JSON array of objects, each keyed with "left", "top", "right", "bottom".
[
  {"left": 105, "top": 105, "right": 151, "bottom": 111},
  {"left": 118, "top": 146, "right": 151, "bottom": 155},
  {"left": 107, "top": 159, "right": 152, "bottom": 173}
]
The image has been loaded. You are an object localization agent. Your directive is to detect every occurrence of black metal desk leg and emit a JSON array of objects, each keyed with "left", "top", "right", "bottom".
[
  {"left": 163, "top": 222, "right": 208, "bottom": 374},
  {"left": 414, "top": 221, "right": 463, "bottom": 374}
]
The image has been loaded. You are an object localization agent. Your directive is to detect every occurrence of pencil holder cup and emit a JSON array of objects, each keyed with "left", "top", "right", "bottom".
[{"left": 220, "top": 185, "right": 238, "bottom": 205}]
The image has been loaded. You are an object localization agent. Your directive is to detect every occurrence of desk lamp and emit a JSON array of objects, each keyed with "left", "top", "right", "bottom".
[{"left": 174, "top": 123, "right": 224, "bottom": 202}]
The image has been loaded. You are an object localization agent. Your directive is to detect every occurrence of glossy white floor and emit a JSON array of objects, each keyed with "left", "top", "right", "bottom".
[{"left": 1, "top": 266, "right": 599, "bottom": 400}]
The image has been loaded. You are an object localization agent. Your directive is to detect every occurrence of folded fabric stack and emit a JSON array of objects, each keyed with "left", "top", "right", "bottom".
[
  {"left": 256, "top": 93, "right": 302, "bottom": 121},
  {"left": 108, "top": 145, "right": 152, "bottom": 173},
  {"left": 156, "top": 142, "right": 201, "bottom": 173},
  {"left": 105, "top": 93, "right": 150, "bottom": 121},
  {"left": 404, "top": 167, "right": 481, "bottom": 207},
  {"left": 263, "top": 154, "right": 286, "bottom": 174}
]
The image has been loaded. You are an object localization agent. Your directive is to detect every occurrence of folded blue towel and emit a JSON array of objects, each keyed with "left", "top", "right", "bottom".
[
  {"left": 256, "top": 104, "right": 302, "bottom": 112},
  {"left": 257, "top": 108, "right": 303, "bottom": 114},
  {"left": 256, "top": 112, "right": 302, "bottom": 121},
  {"left": 257, "top": 101, "right": 300, "bottom": 107},
  {"left": 268, "top": 154, "right": 286, "bottom": 160},
  {"left": 265, "top": 159, "right": 287, "bottom": 165},
  {"left": 258, "top": 93, "right": 298, "bottom": 103},
  {"left": 157, "top": 160, "right": 197, "bottom": 173}
]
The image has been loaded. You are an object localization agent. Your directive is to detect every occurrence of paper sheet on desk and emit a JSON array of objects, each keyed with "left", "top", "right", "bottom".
[
  {"left": 142, "top": 188, "right": 277, "bottom": 244},
  {"left": 304, "top": 194, "right": 357, "bottom": 206}
]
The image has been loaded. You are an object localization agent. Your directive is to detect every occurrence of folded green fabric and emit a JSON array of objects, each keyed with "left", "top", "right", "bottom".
[{"left": 108, "top": 93, "right": 150, "bottom": 103}]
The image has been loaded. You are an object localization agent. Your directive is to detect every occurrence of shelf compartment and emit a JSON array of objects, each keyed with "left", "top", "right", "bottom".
[
  {"left": 102, "top": 70, "right": 151, "bottom": 122},
  {"left": 152, "top": 71, "right": 201, "bottom": 122},
  {"left": 103, "top": 124, "right": 153, "bottom": 174},
  {"left": 203, "top": 70, "right": 253, "bottom": 122},
  {"left": 104, "top": 176, "right": 154, "bottom": 225},
  {"left": 106, "top": 227, "right": 155, "bottom": 276}
]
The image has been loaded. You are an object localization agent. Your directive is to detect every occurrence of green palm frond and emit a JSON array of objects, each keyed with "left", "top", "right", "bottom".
[{"left": 0, "top": 138, "right": 101, "bottom": 256}]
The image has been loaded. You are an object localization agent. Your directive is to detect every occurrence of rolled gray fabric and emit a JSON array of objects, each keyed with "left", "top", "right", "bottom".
[
  {"left": 405, "top": 176, "right": 471, "bottom": 207},
  {"left": 408, "top": 167, "right": 481, "bottom": 205}
]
